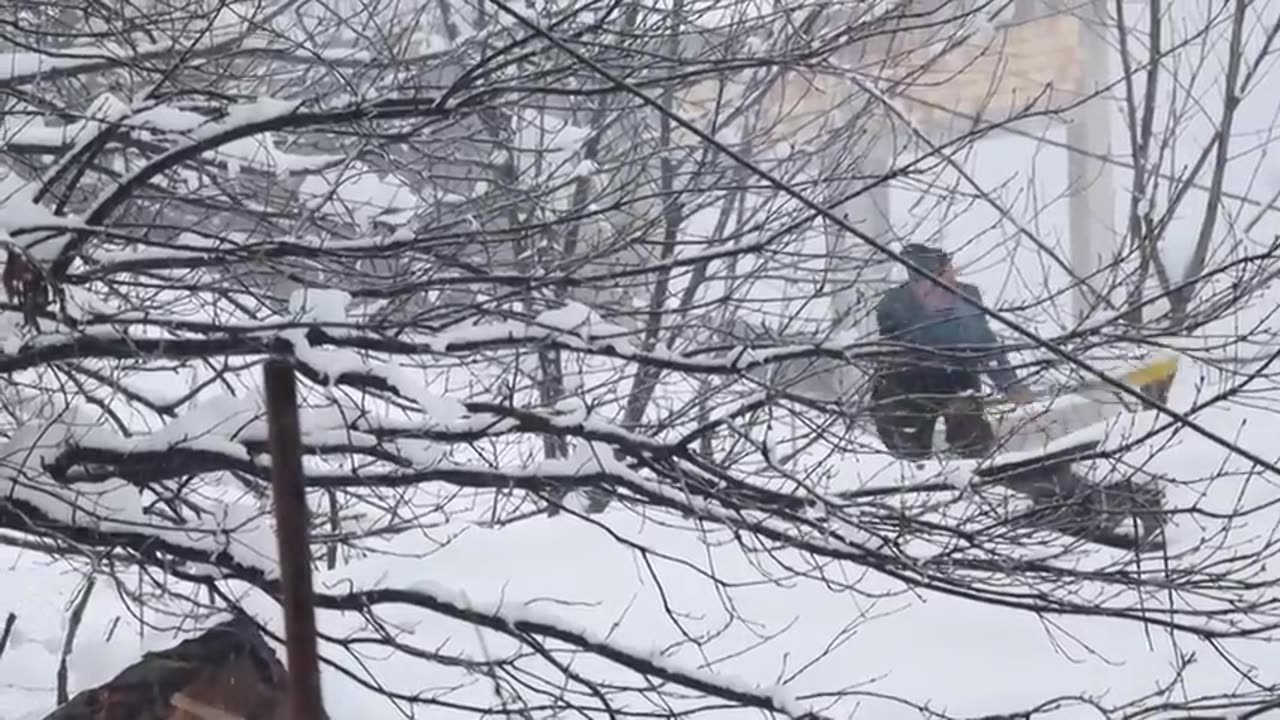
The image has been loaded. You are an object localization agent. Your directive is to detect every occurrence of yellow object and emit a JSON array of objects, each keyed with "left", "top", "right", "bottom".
[
  {"left": 1121, "top": 354, "right": 1179, "bottom": 388},
  {"left": 987, "top": 353, "right": 1180, "bottom": 411}
]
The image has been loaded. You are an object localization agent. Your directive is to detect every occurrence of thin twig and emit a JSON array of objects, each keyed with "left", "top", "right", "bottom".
[
  {"left": 0, "top": 612, "right": 17, "bottom": 660},
  {"left": 56, "top": 576, "right": 95, "bottom": 706}
]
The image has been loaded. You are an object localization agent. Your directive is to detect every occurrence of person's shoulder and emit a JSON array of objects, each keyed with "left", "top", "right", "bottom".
[
  {"left": 877, "top": 282, "right": 911, "bottom": 305},
  {"left": 956, "top": 282, "right": 984, "bottom": 302},
  {"left": 952, "top": 283, "right": 990, "bottom": 318}
]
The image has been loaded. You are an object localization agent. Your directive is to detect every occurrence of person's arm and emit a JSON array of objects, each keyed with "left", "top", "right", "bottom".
[
  {"left": 875, "top": 288, "right": 906, "bottom": 338},
  {"left": 958, "top": 285, "right": 1022, "bottom": 392},
  {"left": 985, "top": 350, "right": 1021, "bottom": 393}
]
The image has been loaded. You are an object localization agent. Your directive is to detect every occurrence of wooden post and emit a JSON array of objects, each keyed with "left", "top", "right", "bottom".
[{"left": 264, "top": 357, "right": 326, "bottom": 720}]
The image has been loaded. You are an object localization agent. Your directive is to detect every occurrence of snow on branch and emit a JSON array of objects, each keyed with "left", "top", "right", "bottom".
[
  {"left": 0, "top": 408, "right": 826, "bottom": 716},
  {"left": 0, "top": 466, "right": 824, "bottom": 716},
  {"left": 342, "top": 582, "right": 824, "bottom": 719},
  {"left": 5, "top": 1, "right": 1271, "bottom": 717},
  {"left": 0, "top": 407, "right": 280, "bottom": 576},
  {"left": 0, "top": 308, "right": 890, "bottom": 382},
  {"left": 0, "top": 96, "right": 457, "bottom": 283}
]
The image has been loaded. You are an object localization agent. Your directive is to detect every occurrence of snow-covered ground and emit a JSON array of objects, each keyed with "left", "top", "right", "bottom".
[{"left": 3, "top": 331, "right": 1278, "bottom": 720}]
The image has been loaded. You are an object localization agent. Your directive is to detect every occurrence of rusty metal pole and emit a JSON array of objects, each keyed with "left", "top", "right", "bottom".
[{"left": 264, "top": 356, "right": 326, "bottom": 720}]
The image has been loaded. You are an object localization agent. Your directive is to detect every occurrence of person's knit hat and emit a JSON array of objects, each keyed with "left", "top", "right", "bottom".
[{"left": 901, "top": 243, "right": 952, "bottom": 277}]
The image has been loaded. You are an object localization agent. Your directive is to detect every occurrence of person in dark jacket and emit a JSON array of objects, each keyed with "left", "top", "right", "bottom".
[{"left": 870, "top": 243, "right": 1032, "bottom": 460}]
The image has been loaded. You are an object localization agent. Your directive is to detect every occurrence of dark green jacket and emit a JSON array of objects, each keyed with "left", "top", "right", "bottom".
[{"left": 875, "top": 280, "right": 1019, "bottom": 391}]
